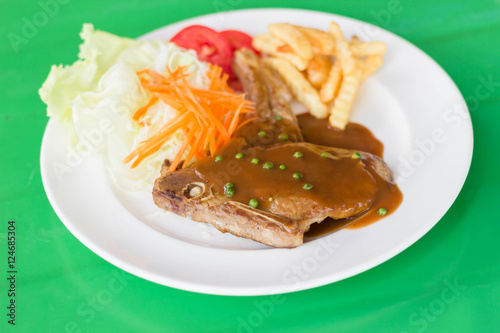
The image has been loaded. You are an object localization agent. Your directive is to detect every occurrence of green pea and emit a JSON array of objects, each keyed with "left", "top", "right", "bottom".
[
  {"left": 263, "top": 162, "right": 274, "bottom": 169},
  {"left": 293, "top": 173, "right": 303, "bottom": 179},
  {"left": 303, "top": 183, "right": 313, "bottom": 190},
  {"left": 235, "top": 153, "right": 243, "bottom": 159},
  {"left": 224, "top": 187, "right": 235, "bottom": 197},
  {"left": 279, "top": 164, "right": 287, "bottom": 170},
  {"left": 275, "top": 115, "right": 282, "bottom": 121},
  {"left": 321, "top": 152, "right": 328, "bottom": 158},
  {"left": 280, "top": 134, "right": 288, "bottom": 140},
  {"left": 269, "top": 197, "right": 274, "bottom": 202},
  {"left": 215, "top": 156, "right": 223, "bottom": 162},
  {"left": 294, "top": 151, "right": 303, "bottom": 158},
  {"left": 258, "top": 131, "right": 266, "bottom": 138},
  {"left": 249, "top": 199, "right": 259, "bottom": 208},
  {"left": 352, "top": 152, "right": 361, "bottom": 159},
  {"left": 378, "top": 208, "right": 387, "bottom": 216},
  {"left": 225, "top": 182, "right": 234, "bottom": 189},
  {"left": 251, "top": 158, "right": 260, "bottom": 164}
]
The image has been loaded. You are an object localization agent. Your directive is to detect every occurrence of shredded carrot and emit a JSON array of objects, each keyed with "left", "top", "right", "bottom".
[
  {"left": 132, "top": 95, "right": 158, "bottom": 123},
  {"left": 236, "top": 116, "right": 258, "bottom": 130},
  {"left": 123, "top": 65, "right": 254, "bottom": 172}
]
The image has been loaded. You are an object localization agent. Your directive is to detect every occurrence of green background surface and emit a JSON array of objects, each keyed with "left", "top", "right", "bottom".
[{"left": 1, "top": 0, "right": 499, "bottom": 332}]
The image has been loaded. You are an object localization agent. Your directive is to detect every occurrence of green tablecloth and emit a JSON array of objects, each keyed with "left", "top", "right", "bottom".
[{"left": 1, "top": 0, "right": 499, "bottom": 332}]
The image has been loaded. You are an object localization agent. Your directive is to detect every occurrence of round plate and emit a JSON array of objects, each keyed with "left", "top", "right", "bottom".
[{"left": 40, "top": 8, "right": 473, "bottom": 296}]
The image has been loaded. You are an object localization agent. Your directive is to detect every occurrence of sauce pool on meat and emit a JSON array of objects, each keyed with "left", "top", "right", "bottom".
[
  {"left": 296, "top": 113, "right": 402, "bottom": 240},
  {"left": 195, "top": 138, "right": 383, "bottom": 218},
  {"left": 298, "top": 113, "right": 384, "bottom": 157},
  {"left": 192, "top": 112, "right": 402, "bottom": 241}
]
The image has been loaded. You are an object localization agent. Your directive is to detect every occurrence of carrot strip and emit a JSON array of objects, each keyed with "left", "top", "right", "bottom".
[
  {"left": 227, "top": 102, "right": 245, "bottom": 135},
  {"left": 137, "top": 69, "right": 170, "bottom": 84},
  {"left": 193, "top": 127, "right": 208, "bottom": 160},
  {"left": 123, "top": 112, "right": 192, "bottom": 164},
  {"left": 156, "top": 93, "right": 184, "bottom": 111},
  {"left": 182, "top": 127, "right": 202, "bottom": 169},
  {"left": 123, "top": 64, "right": 255, "bottom": 170},
  {"left": 203, "top": 127, "right": 215, "bottom": 152},
  {"left": 132, "top": 95, "right": 158, "bottom": 122},
  {"left": 168, "top": 126, "right": 194, "bottom": 172},
  {"left": 236, "top": 116, "right": 258, "bottom": 130}
]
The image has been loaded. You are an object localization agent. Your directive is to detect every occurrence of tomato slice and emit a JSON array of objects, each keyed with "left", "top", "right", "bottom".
[
  {"left": 228, "top": 77, "right": 243, "bottom": 92},
  {"left": 220, "top": 30, "right": 259, "bottom": 55},
  {"left": 170, "top": 25, "right": 233, "bottom": 75}
]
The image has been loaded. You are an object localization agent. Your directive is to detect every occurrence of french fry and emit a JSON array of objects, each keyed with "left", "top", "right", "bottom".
[
  {"left": 252, "top": 33, "right": 310, "bottom": 71},
  {"left": 351, "top": 36, "right": 361, "bottom": 44},
  {"left": 252, "top": 33, "right": 284, "bottom": 50},
  {"left": 320, "top": 58, "right": 342, "bottom": 103},
  {"left": 254, "top": 21, "right": 386, "bottom": 129},
  {"left": 268, "top": 23, "right": 313, "bottom": 60},
  {"left": 329, "top": 66, "right": 362, "bottom": 129},
  {"left": 264, "top": 57, "right": 328, "bottom": 118},
  {"left": 307, "top": 54, "right": 332, "bottom": 88},
  {"left": 361, "top": 55, "right": 383, "bottom": 80},
  {"left": 351, "top": 36, "right": 386, "bottom": 57},
  {"left": 295, "top": 26, "right": 335, "bottom": 55},
  {"left": 329, "top": 22, "right": 356, "bottom": 74}
]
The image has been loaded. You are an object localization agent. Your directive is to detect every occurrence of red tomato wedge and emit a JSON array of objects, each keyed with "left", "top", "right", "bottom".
[
  {"left": 170, "top": 25, "right": 233, "bottom": 75},
  {"left": 227, "top": 77, "right": 243, "bottom": 92},
  {"left": 220, "top": 30, "right": 259, "bottom": 54}
]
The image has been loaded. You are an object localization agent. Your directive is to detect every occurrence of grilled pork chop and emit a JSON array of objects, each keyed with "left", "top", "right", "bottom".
[{"left": 153, "top": 50, "right": 395, "bottom": 248}]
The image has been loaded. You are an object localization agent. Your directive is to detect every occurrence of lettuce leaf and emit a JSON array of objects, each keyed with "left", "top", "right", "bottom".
[{"left": 39, "top": 24, "right": 209, "bottom": 191}]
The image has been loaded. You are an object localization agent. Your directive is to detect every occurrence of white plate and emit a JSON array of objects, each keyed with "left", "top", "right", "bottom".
[{"left": 40, "top": 9, "right": 473, "bottom": 296}]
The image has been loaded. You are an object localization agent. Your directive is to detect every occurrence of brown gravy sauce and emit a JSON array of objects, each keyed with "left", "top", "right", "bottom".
[
  {"left": 194, "top": 113, "right": 402, "bottom": 239},
  {"left": 298, "top": 113, "right": 384, "bottom": 157},
  {"left": 195, "top": 138, "right": 381, "bottom": 216},
  {"left": 297, "top": 113, "right": 402, "bottom": 239},
  {"left": 305, "top": 170, "right": 402, "bottom": 239}
]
